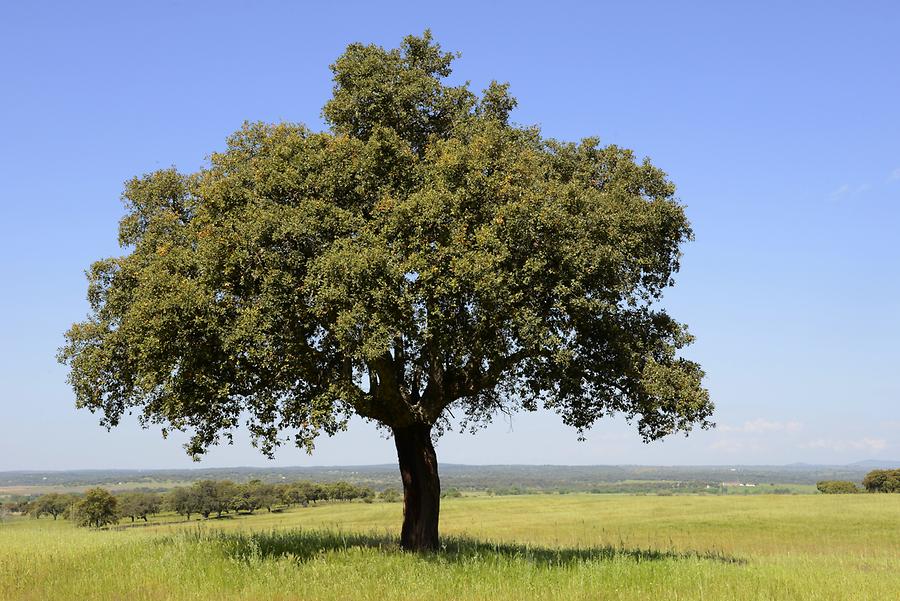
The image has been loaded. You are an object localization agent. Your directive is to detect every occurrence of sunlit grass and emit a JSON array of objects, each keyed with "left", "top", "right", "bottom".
[{"left": 2, "top": 494, "right": 898, "bottom": 600}]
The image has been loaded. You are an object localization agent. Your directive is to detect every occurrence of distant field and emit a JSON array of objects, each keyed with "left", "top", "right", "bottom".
[
  {"left": 0, "top": 481, "right": 818, "bottom": 499},
  {"left": 1, "top": 463, "right": 882, "bottom": 497},
  {"left": 0, "top": 480, "right": 194, "bottom": 498},
  {"left": 2, "top": 494, "right": 898, "bottom": 600}
]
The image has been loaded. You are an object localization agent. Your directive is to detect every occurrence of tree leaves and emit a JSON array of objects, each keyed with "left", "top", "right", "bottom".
[{"left": 60, "top": 32, "right": 712, "bottom": 458}]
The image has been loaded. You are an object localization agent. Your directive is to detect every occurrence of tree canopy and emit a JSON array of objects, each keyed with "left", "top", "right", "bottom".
[
  {"left": 28, "top": 493, "right": 77, "bottom": 520},
  {"left": 862, "top": 469, "right": 900, "bottom": 493},
  {"left": 816, "top": 480, "right": 860, "bottom": 494},
  {"left": 59, "top": 31, "right": 711, "bottom": 550},
  {"left": 71, "top": 488, "right": 118, "bottom": 528}
]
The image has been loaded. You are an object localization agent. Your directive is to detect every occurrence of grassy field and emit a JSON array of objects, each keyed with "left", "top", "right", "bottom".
[{"left": 1, "top": 494, "right": 898, "bottom": 600}]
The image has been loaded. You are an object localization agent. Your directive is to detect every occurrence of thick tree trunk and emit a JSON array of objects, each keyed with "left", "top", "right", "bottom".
[{"left": 393, "top": 424, "right": 440, "bottom": 552}]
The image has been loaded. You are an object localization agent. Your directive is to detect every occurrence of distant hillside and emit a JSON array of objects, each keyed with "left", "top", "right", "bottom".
[
  {"left": 0, "top": 462, "right": 886, "bottom": 493},
  {"left": 847, "top": 459, "right": 900, "bottom": 469}
]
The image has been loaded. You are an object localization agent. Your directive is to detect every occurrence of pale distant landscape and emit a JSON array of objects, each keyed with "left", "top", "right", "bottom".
[{"left": 0, "top": 462, "right": 892, "bottom": 498}]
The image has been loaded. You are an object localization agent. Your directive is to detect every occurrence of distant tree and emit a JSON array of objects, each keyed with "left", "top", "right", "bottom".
[
  {"left": 213, "top": 481, "right": 238, "bottom": 516},
  {"left": 306, "top": 484, "right": 326, "bottom": 505},
  {"left": 232, "top": 482, "right": 264, "bottom": 514},
  {"left": 5, "top": 499, "right": 31, "bottom": 515},
  {"left": 167, "top": 487, "right": 198, "bottom": 520},
  {"left": 27, "top": 495, "right": 50, "bottom": 519},
  {"left": 274, "top": 483, "right": 291, "bottom": 506},
  {"left": 327, "top": 482, "right": 355, "bottom": 501},
  {"left": 288, "top": 480, "right": 319, "bottom": 506},
  {"left": 441, "top": 488, "right": 462, "bottom": 499},
  {"left": 331, "top": 484, "right": 377, "bottom": 502},
  {"left": 228, "top": 479, "right": 279, "bottom": 513},
  {"left": 190, "top": 480, "right": 223, "bottom": 518},
  {"left": 60, "top": 494, "right": 81, "bottom": 516},
  {"left": 29, "top": 493, "right": 76, "bottom": 520},
  {"left": 117, "top": 492, "right": 162, "bottom": 522},
  {"left": 280, "top": 482, "right": 306, "bottom": 507},
  {"left": 253, "top": 481, "right": 279, "bottom": 512},
  {"left": 139, "top": 493, "right": 161, "bottom": 520},
  {"left": 816, "top": 480, "right": 860, "bottom": 494},
  {"left": 58, "top": 32, "right": 711, "bottom": 551},
  {"left": 379, "top": 488, "right": 401, "bottom": 503},
  {"left": 862, "top": 469, "right": 900, "bottom": 493},
  {"left": 72, "top": 488, "right": 119, "bottom": 528},
  {"left": 116, "top": 494, "right": 138, "bottom": 523}
]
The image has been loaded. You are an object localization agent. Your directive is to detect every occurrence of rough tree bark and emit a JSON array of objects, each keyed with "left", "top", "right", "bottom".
[{"left": 393, "top": 423, "right": 441, "bottom": 551}]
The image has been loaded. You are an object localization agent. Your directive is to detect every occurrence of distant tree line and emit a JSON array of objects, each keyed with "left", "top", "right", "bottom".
[
  {"left": 1, "top": 479, "right": 388, "bottom": 527},
  {"left": 6, "top": 467, "right": 897, "bottom": 524},
  {"left": 2, "top": 489, "right": 165, "bottom": 527},
  {"left": 816, "top": 469, "right": 900, "bottom": 494},
  {"left": 164, "top": 479, "right": 379, "bottom": 519}
]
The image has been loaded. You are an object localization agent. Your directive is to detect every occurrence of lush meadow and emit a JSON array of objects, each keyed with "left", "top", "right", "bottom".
[{"left": 2, "top": 494, "right": 898, "bottom": 600}]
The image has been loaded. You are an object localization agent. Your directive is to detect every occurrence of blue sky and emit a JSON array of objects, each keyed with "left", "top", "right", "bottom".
[{"left": 1, "top": 1, "right": 898, "bottom": 470}]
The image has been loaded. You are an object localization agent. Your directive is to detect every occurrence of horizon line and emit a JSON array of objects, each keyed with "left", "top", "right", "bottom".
[{"left": 2, "top": 460, "right": 897, "bottom": 474}]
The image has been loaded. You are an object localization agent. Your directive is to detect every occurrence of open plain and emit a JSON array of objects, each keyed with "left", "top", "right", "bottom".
[{"left": 2, "top": 493, "right": 898, "bottom": 600}]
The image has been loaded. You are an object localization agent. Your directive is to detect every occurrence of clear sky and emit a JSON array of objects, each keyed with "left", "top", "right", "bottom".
[{"left": 1, "top": 1, "right": 898, "bottom": 470}]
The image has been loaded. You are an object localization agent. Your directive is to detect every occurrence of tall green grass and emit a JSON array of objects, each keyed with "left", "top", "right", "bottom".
[{"left": 1, "top": 494, "right": 898, "bottom": 600}]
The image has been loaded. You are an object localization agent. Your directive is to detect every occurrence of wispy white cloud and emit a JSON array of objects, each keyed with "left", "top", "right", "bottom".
[
  {"left": 709, "top": 419, "right": 803, "bottom": 456},
  {"left": 829, "top": 184, "right": 851, "bottom": 201},
  {"left": 829, "top": 183, "right": 870, "bottom": 201},
  {"left": 709, "top": 439, "right": 759, "bottom": 453},
  {"left": 830, "top": 169, "right": 900, "bottom": 200},
  {"left": 798, "top": 437, "right": 888, "bottom": 452},
  {"left": 719, "top": 419, "right": 803, "bottom": 434}
]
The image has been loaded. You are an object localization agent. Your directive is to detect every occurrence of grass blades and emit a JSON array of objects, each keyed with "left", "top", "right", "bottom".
[{"left": 1, "top": 494, "right": 898, "bottom": 600}]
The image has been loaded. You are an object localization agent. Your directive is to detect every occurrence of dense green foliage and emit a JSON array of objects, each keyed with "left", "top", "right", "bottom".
[
  {"left": 59, "top": 31, "right": 710, "bottom": 455},
  {"left": 862, "top": 468, "right": 900, "bottom": 492},
  {"left": 58, "top": 31, "right": 711, "bottom": 549},
  {"left": 166, "top": 479, "right": 375, "bottom": 519},
  {"left": 815, "top": 480, "right": 860, "bottom": 494},
  {"left": 380, "top": 487, "right": 401, "bottom": 503},
  {"left": 9, "top": 479, "right": 377, "bottom": 526},
  {"left": 27, "top": 493, "right": 78, "bottom": 519},
  {"left": 116, "top": 492, "right": 162, "bottom": 522},
  {"left": 70, "top": 488, "right": 118, "bottom": 528}
]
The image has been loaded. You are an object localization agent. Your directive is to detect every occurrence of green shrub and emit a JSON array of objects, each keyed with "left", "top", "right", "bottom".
[
  {"left": 71, "top": 488, "right": 118, "bottom": 528},
  {"left": 816, "top": 480, "right": 860, "bottom": 494},
  {"left": 862, "top": 469, "right": 900, "bottom": 493},
  {"left": 379, "top": 488, "right": 401, "bottom": 503}
]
